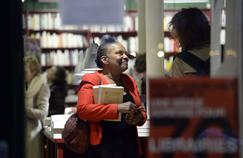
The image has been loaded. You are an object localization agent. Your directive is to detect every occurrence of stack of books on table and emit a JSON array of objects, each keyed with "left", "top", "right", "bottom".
[{"left": 49, "top": 114, "right": 72, "bottom": 139}]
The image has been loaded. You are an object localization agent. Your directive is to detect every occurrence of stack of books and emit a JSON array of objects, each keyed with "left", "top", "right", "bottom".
[
  {"left": 49, "top": 114, "right": 72, "bottom": 139},
  {"left": 93, "top": 84, "right": 124, "bottom": 121}
]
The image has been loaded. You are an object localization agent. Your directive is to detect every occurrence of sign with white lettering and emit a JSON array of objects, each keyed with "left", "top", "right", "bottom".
[
  {"left": 59, "top": 0, "right": 124, "bottom": 25},
  {"left": 149, "top": 78, "right": 238, "bottom": 158}
]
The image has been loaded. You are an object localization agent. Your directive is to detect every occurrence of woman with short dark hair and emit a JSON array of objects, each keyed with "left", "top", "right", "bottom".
[{"left": 168, "top": 8, "right": 210, "bottom": 77}]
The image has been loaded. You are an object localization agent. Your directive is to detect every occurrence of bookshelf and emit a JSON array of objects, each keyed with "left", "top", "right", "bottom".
[
  {"left": 41, "top": 47, "right": 88, "bottom": 52},
  {"left": 22, "top": 9, "right": 139, "bottom": 71}
]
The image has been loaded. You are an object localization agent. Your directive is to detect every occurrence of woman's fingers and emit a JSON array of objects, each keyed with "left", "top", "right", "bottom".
[
  {"left": 126, "top": 112, "right": 142, "bottom": 125},
  {"left": 118, "top": 101, "right": 136, "bottom": 113}
]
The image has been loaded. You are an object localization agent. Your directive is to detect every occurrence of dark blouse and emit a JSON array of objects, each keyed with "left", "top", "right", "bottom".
[
  {"left": 101, "top": 89, "right": 138, "bottom": 140},
  {"left": 48, "top": 83, "right": 67, "bottom": 116}
]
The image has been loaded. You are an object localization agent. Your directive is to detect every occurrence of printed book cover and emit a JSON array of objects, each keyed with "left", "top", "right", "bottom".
[{"left": 93, "top": 84, "right": 124, "bottom": 121}]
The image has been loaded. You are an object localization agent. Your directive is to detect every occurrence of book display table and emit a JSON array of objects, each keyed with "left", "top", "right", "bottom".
[{"left": 43, "top": 120, "right": 149, "bottom": 158}]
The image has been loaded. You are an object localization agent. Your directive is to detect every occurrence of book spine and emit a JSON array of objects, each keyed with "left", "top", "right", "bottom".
[{"left": 98, "top": 86, "right": 102, "bottom": 104}]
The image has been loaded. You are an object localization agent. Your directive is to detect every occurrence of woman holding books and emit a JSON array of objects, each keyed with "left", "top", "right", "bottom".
[{"left": 77, "top": 36, "right": 147, "bottom": 158}]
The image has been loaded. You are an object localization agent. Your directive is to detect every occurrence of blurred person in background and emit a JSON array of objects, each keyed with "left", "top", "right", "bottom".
[
  {"left": 24, "top": 56, "right": 50, "bottom": 158},
  {"left": 168, "top": 8, "right": 210, "bottom": 77},
  {"left": 47, "top": 66, "right": 68, "bottom": 116},
  {"left": 134, "top": 53, "right": 146, "bottom": 109}
]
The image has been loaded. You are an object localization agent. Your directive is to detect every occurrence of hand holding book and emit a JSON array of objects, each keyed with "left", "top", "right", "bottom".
[
  {"left": 125, "top": 106, "right": 143, "bottom": 125},
  {"left": 93, "top": 84, "right": 142, "bottom": 123},
  {"left": 93, "top": 84, "right": 124, "bottom": 121},
  {"left": 117, "top": 101, "right": 137, "bottom": 114}
]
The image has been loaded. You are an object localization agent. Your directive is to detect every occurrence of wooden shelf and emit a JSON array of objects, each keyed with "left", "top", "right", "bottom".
[
  {"left": 91, "top": 31, "right": 137, "bottom": 38},
  {"left": 23, "top": 10, "right": 59, "bottom": 14},
  {"left": 42, "top": 65, "right": 75, "bottom": 71},
  {"left": 164, "top": 52, "right": 179, "bottom": 58},
  {"left": 41, "top": 47, "right": 88, "bottom": 52},
  {"left": 24, "top": 9, "right": 137, "bottom": 14},
  {"left": 25, "top": 29, "right": 89, "bottom": 35},
  {"left": 25, "top": 29, "right": 137, "bottom": 38},
  {"left": 24, "top": 8, "right": 210, "bottom": 14}
]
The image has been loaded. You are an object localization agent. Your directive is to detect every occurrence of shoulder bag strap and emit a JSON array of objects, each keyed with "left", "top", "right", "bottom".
[{"left": 176, "top": 51, "right": 205, "bottom": 72}]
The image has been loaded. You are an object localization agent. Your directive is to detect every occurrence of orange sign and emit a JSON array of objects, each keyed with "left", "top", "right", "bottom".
[{"left": 148, "top": 77, "right": 238, "bottom": 158}]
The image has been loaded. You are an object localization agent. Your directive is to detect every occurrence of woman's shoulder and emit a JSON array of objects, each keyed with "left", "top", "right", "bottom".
[
  {"left": 188, "top": 47, "right": 210, "bottom": 61},
  {"left": 82, "top": 71, "right": 103, "bottom": 84},
  {"left": 121, "top": 73, "right": 132, "bottom": 79},
  {"left": 168, "top": 56, "right": 195, "bottom": 77},
  {"left": 83, "top": 71, "right": 99, "bottom": 78},
  {"left": 121, "top": 73, "right": 136, "bottom": 83}
]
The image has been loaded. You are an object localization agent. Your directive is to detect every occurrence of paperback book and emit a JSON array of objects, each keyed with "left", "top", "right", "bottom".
[{"left": 93, "top": 84, "right": 124, "bottom": 121}]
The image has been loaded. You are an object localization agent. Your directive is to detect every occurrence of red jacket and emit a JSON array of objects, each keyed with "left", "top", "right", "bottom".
[{"left": 77, "top": 71, "right": 147, "bottom": 145}]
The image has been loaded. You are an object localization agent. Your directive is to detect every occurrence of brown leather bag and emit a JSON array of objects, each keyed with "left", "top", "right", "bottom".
[{"left": 62, "top": 113, "right": 90, "bottom": 153}]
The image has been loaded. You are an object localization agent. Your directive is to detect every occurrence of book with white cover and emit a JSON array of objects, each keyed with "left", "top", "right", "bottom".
[
  {"left": 93, "top": 84, "right": 124, "bottom": 121},
  {"left": 50, "top": 114, "right": 72, "bottom": 133}
]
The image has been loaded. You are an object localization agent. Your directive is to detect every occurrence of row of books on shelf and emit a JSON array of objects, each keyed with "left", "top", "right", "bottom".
[
  {"left": 23, "top": 11, "right": 190, "bottom": 34},
  {"left": 23, "top": 13, "right": 137, "bottom": 32},
  {"left": 30, "top": 32, "right": 89, "bottom": 48},
  {"left": 32, "top": 34, "right": 138, "bottom": 54},
  {"left": 40, "top": 49, "right": 83, "bottom": 66},
  {"left": 28, "top": 30, "right": 138, "bottom": 49}
]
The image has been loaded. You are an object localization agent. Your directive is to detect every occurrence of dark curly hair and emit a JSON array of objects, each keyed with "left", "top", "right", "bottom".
[
  {"left": 53, "top": 66, "right": 67, "bottom": 85},
  {"left": 95, "top": 35, "right": 117, "bottom": 68},
  {"left": 169, "top": 8, "right": 210, "bottom": 51}
]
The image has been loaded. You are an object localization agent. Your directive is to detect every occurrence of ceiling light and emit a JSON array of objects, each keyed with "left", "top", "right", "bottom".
[{"left": 157, "top": 51, "right": 165, "bottom": 58}]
